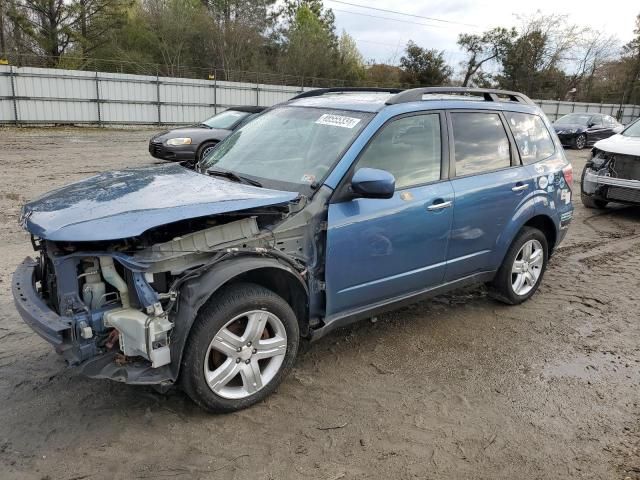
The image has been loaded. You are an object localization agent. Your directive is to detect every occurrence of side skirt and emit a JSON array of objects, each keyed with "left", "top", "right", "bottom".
[{"left": 309, "top": 270, "right": 496, "bottom": 341}]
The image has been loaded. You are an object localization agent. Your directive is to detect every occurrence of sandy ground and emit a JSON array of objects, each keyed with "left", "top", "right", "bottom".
[{"left": 0, "top": 126, "right": 638, "bottom": 480}]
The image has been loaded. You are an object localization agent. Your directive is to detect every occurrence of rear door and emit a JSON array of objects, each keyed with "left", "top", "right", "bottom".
[
  {"left": 325, "top": 112, "right": 454, "bottom": 317},
  {"left": 444, "top": 110, "right": 534, "bottom": 281}
]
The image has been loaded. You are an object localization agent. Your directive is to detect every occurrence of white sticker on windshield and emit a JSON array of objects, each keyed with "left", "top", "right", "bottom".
[{"left": 315, "top": 114, "right": 361, "bottom": 129}]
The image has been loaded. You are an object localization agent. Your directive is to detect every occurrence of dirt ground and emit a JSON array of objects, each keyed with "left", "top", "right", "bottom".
[{"left": 0, "top": 126, "right": 638, "bottom": 480}]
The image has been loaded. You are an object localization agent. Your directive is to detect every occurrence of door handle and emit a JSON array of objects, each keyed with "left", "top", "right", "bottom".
[
  {"left": 512, "top": 184, "right": 528, "bottom": 192},
  {"left": 427, "top": 200, "right": 452, "bottom": 211}
]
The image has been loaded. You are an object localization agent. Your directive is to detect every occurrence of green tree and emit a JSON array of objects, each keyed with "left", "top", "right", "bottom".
[
  {"left": 400, "top": 40, "right": 452, "bottom": 86},
  {"left": 279, "top": 1, "right": 340, "bottom": 81},
  {"left": 336, "top": 31, "right": 364, "bottom": 82}
]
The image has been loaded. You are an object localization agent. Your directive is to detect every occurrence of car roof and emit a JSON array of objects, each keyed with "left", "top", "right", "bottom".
[
  {"left": 287, "top": 92, "right": 541, "bottom": 116},
  {"left": 228, "top": 105, "right": 266, "bottom": 113},
  {"left": 288, "top": 93, "right": 396, "bottom": 113}
]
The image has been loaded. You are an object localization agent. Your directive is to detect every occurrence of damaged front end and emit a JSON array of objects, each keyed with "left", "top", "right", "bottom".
[
  {"left": 13, "top": 166, "right": 327, "bottom": 388},
  {"left": 583, "top": 149, "right": 640, "bottom": 205}
]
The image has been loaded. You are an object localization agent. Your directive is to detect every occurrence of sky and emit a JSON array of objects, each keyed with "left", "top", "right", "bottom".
[{"left": 327, "top": 0, "right": 639, "bottom": 71}]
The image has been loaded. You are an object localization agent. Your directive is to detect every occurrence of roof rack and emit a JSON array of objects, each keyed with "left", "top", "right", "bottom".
[
  {"left": 291, "top": 87, "right": 404, "bottom": 100},
  {"left": 386, "top": 87, "right": 535, "bottom": 106}
]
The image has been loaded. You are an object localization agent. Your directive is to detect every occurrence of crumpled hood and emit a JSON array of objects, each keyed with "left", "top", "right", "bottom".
[
  {"left": 594, "top": 134, "right": 640, "bottom": 157},
  {"left": 21, "top": 164, "right": 298, "bottom": 241}
]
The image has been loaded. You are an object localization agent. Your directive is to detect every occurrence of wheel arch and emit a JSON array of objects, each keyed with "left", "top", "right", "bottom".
[
  {"left": 169, "top": 256, "right": 308, "bottom": 381},
  {"left": 493, "top": 209, "right": 558, "bottom": 271}
]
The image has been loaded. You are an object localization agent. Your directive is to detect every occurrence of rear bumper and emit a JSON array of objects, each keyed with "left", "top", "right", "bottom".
[{"left": 12, "top": 257, "right": 72, "bottom": 349}]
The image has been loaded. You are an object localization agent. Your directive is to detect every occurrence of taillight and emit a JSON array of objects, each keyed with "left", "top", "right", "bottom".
[{"left": 562, "top": 164, "right": 573, "bottom": 187}]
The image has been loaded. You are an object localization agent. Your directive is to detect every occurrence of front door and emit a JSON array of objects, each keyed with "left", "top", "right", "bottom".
[{"left": 325, "top": 112, "right": 454, "bottom": 318}]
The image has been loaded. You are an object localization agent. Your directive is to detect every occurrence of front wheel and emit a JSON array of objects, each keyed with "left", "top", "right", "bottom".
[
  {"left": 488, "top": 227, "right": 548, "bottom": 305},
  {"left": 181, "top": 283, "right": 299, "bottom": 412},
  {"left": 573, "top": 133, "right": 587, "bottom": 150},
  {"left": 198, "top": 141, "right": 218, "bottom": 162}
]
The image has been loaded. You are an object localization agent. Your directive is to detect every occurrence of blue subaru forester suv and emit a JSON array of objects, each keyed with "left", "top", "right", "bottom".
[{"left": 13, "top": 87, "right": 573, "bottom": 412}]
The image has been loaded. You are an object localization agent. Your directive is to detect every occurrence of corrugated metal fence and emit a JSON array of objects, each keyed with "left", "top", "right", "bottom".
[
  {"left": 1, "top": 65, "right": 639, "bottom": 125},
  {"left": 0, "top": 65, "right": 311, "bottom": 125}
]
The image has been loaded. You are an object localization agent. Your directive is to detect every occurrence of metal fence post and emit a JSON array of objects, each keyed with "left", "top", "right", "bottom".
[
  {"left": 95, "top": 70, "right": 102, "bottom": 127},
  {"left": 213, "top": 70, "right": 217, "bottom": 115},
  {"left": 9, "top": 65, "right": 18, "bottom": 125},
  {"left": 156, "top": 71, "right": 161, "bottom": 126},
  {"left": 555, "top": 101, "right": 560, "bottom": 121},
  {"left": 255, "top": 72, "right": 260, "bottom": 106}
]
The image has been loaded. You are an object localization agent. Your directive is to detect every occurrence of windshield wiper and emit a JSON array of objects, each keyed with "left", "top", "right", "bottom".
[{"left": 206, "top": 167, "right": 262, "bottom": 187}]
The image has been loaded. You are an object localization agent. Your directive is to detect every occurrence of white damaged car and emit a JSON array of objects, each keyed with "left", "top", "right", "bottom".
[{"left": 581, "top": 118, "right": 640, "bottom": 208}]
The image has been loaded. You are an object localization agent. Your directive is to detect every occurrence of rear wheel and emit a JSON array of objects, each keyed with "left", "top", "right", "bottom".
[
  {"left": 488, "top": 227, "right": 548, "bottom": 305},
  {"left": 181, "top": 283, "right": 299, "bottom": 412},
  {"left": 573, "top": 133, "right": 587, "bottom": 150}
]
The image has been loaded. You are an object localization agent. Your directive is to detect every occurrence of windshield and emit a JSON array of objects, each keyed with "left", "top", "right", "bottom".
[
  {"left": 202, "top": 109, "right": 251, "bottom": 129},
  {"left": 622, "top": 118, "right": 640, "bottom": 137},
  {"left": 555, "top": 113, "right": 592, "bottom": 126},
  {"left": 200, "top": 106, "right": 373, "bottom": 191}
]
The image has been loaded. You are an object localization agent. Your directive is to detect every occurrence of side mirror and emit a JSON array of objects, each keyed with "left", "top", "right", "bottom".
[
  {"left": 351, "top": 168, "right": 395, "bottom": 199},
  {"left": 587, "top": 122, "right": 596, "bottom": 128}
]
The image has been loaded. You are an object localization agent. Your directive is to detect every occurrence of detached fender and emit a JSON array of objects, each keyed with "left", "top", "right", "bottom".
[{"left": 168, "top": 256, "right": 307, "bottom": 380}]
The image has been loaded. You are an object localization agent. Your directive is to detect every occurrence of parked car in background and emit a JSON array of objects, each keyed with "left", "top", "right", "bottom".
[
  {"left": 13, "top": 87, "right": 573, "bottom": 412},
  {"left": 552, "top": 112, "right": 624, "bottom": 150},
  {"left": 581, "top": 117, "right": 640, "bottom": 208},
  {"left": 149, "top": 106, "right": 264, "bottom": 164}
]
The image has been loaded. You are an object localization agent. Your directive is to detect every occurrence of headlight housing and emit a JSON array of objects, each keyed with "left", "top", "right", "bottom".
[{"left": 167, "top": 137, "right": 192, "bottom": 146}]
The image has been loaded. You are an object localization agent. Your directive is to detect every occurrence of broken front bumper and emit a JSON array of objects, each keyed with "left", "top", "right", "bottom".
[
  {"left": 583, "top": 170, "right": 640, "bottom": 204},
  {"left": 12, "top": 257, "right": 175, "bottom": 386},
  {"left": 12, "top": 257, "right": 72, "bottom": 350}
]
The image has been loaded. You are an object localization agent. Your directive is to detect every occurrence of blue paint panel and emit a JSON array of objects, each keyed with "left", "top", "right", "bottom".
[
  {"left": 325, "top": 181, "right": 454, "bottom": 316},
  {"left": 21, "top": 163, "right": 298, "bottom": 241},
  {"left": 446, "top": 166, "right": 534, "bottom": 280}
]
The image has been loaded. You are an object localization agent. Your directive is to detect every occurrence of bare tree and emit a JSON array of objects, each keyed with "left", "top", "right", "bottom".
[{"left": 457, "top": 27, "right": 516, "bottom": 87}]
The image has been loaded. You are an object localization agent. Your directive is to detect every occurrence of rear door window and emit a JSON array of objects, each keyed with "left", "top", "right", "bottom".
[
  {"left": 504, "top": 112, "right": 555, "bottom": 164},
  {"left": 451, "top": 112, "right": 511, "bottom": 176}
]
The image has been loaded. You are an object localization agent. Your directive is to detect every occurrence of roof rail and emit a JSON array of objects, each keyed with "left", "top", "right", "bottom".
[
  {"left": 386, "top": 87, "right": 535, "bottom": 106},
  {"left": 291, "top": 87, "right": 404, "bottom": 100}
]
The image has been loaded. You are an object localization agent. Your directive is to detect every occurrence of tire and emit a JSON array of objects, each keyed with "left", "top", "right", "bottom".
[
  {"left": 581, "top": 194, "right": 607, "bottom": 209},
  {"left": 488, "top": 227, "right": 548, "bottom": 305},
  {"left": 180, "top": 283, "right": 300, "bottom": 413},
  {"left": 573, "top": 133, "right": 587, "bottom": 150},
  {"left": 197, "top": 141, "right": 218, "bottom": 162}
]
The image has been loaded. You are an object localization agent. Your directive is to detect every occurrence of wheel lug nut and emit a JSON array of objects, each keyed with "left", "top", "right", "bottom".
[
  {"left": 245, "top": 359, "right": 251, "bottom": 364},
  {"left": 236, "top": 347, "right": 242, "bottom": 352},
  {"left": 252, "top": 349, "right": 257, "bottom": 354},
  {"left": 235, "top": 358, "right": 241, "bottom": 363},
  {"left": 247, "top": 341, "right": 252, "bottom": 347}
]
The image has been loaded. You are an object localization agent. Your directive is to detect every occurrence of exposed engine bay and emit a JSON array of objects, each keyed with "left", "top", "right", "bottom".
[{"left": 26, "top": 187, "right": 330, "bottom": 387}]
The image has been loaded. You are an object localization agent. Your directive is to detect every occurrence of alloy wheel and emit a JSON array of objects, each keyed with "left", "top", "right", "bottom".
[
  {"left": 203, "top": 310, "right": 287, "bottom": 399},
  {"left": 575, "top": 135, "right": 586, "bottom": 149},
  {"left": 511, "top": 239, "right": 544, "bottom": 296}
]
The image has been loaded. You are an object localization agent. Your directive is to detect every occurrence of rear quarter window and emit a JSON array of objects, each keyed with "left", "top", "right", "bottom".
[{"left": 505, "top": 112, "right": 555, "bottom": 165}]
